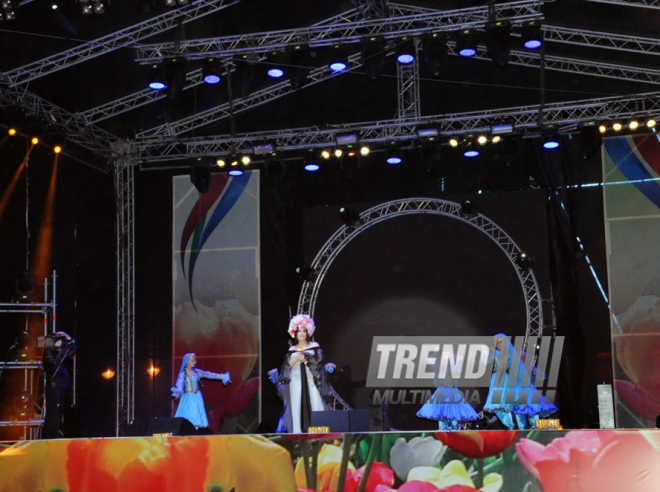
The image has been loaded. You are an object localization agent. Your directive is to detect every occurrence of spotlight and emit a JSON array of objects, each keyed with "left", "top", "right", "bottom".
[
  {"left": 612, "top": 122, "right": 623, "bottom": 132},
  {"left": 360, "top": 145, "right": 370, "bottom": 156},
  {"left": 328, "top": 44, "right": 348, "bottom": 71},
  {"left": 202, "top": 58, "right": 222, "bottom": 84},
  {"left": 521, "top": 20, "right": 543, "bottom": 50},
  {"left": 228, "top": 168, "right": 244, "bottom": 176},
  {"left": 386, "top": 147, "right": 402, "bottom": 165},
  {"left": 492, "top": 136, "right": 501, "bottom": 144},
  {"left": 190, "top": 158, "right": 211, "bottom": 193},
  {"left": 460, "top": 199, "right": 479, "bottom": 216},
  {"left": 416, "top": 126, "right": 439, "bottom": 140},
  {"left": 285, "top": 44, "right": 310, "bottom": 90},
  {"left": 8, "top": 128, "right": 16, "bottom": 136},
  {"left": 296, "top": 265, "right": 316, "bottom": 282},
  {"left": 515, "top": 252, "right": 535, "bottom": 271},
  {"left": 457, "top": 29, "right": 477, "bottom": 57},
  {"left": 339, "top": 207, "right": 361, "bottom": 226},
  {"left": 421, "top": 142, "right": 441, "bottom": 173},
  {"left": 148, "top": 64, "right": 167, "bottom": 90},
  {"left": 241, "top": 155, "right": 251, "bottom": 165},
  {"left": 6, "top": 108, "right": 24, "bottom": 136},
  {"left": 92, "top": 0, "right": 105, "bottom": 14},
  {"left": 361, "top": 36, "right": 386, "bottom": 82},
  {"left": 234, "top": 53, "right": 258, "bottom": 98},
  {"left": 304, "top": 155, "right": 319, "bottom": 172},
  {"left": 102, "top": 369, "right": 115, "bottom": 379},
  {"left": 265, "top": 157, "right": 284, "bottom": 187},
  {"left": 321, "top": 150, "right": 331, "bottom": 159},
  {"left": 13, "top": 391, "right": 34, "bottom": 419},
  {"left": 26, "top": 116, "right": 45, "bottom": 143},
  {"left": 334, "top": 148, "right": 343, "bottom": 158},
  {"left": 629, "top": 120, "right": 639, "bottom": 130},
  {"left": 15, "top": 271, "right": 34, "bottom": 303},
  {"left": 486, "top": 21, "right": 511, "bottom": 69},
  {"left": 598, "top": 124, "right": 607, "bottom": 134},
  {"left": 542, "top": 130, "right": 560, "bottom": 149},
  {"left": 648, "top": 118, "right": 657, "bottom": 128},
  {"left": 477, "top": 135, "right": 488, "bottom": 145},
  {"left": 579, "top": 124, "right": 602, "bottom": 161},
  {"left": 165, "top": 57, "right": 187, "bottom": 99},
  {"left": 463, "top": 138, "right": 479, "bottom": 157},
  {"left": 340, "top": 151, "right": 360, "bottom": 180},
  {"left": 449, "top": 137, "right": 459, "bottom": 148},
  {"left": 49, "top": 125, "right": 66, "bottom": 154},
  {"left": 422, "top": 33, "right": 447, "bottom": 77},
  {"left": 216, "top": 157, "right": 226, "bottom": 168},
  {"left": 336, "top": 133, "right": 359, "bottom": 146},
  {"left": 396, "top": 37, "right": 416, "bottom": 65}
]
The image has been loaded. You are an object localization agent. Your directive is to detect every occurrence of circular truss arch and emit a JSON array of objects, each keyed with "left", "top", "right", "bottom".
[{"left": 297, "top": 197, "right": 544, "bottom": 338}]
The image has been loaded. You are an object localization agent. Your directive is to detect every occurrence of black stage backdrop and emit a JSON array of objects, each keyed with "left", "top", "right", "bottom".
[{"left": 0, "top": 137, "right": 611, "bottom": 437}]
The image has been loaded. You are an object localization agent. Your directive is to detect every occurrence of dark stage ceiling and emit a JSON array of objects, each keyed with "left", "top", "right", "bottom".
[{"left": 1, "top": 0, "right": 660, "bottom": 172}]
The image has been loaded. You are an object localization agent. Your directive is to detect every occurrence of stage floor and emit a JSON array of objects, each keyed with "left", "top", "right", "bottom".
[{"left": 2, "top": 429, "right": 660, "bottom": 491}]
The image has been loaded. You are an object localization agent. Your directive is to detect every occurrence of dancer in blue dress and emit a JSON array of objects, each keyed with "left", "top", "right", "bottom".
[
  {"left": 417, "top": 354, "right": 479, "bottom": 430},
  {"left": 171, "top": 353, "right": 231, "bottom": 429},
  {"left": 483, "top": 334, "right": 517, "bottom": 429}
]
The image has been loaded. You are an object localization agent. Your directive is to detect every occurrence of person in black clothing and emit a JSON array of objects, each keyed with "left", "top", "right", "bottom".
[{"left": 43, "top": 331, "right": 77, "bottom": 439}]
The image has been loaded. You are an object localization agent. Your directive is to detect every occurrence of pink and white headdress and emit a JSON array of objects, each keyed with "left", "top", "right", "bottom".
[{"left": 288, "top": 314, "right": 316, "bottom": 338}]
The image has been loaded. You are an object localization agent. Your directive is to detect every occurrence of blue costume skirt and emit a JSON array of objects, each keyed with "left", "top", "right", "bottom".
[
  {"left": 417, "top": 387, "right": 479, "bottom": 430},
  {"left": 174, "top": 391, "right": 209, "bottom": 428}
]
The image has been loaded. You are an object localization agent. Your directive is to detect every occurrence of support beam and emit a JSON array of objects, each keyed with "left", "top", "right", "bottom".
[
  {"left": 581, "top": 0, "right": 660, "bottom": 9},
  {"left": 543, "top": 25, "right": 660, "bottom": 56},
  {"left": 351, "top": 0, "right": 392, "bottom": 19},
  {"left": 135, "top": 90, "right": 660, "bottom": 163},
  {"left": 396, "top": 40, "right": 420, "bottom": 120},
  {"left": 133, "top": 1, "right": 544, "bottom": 62},
  {"left": 0, "top": 0, "right": 239, "bottom": 87}
]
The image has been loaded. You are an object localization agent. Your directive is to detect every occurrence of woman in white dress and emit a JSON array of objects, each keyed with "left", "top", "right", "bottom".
[{"left": 276, "top": 315, "right": 331, "bottom": 433}]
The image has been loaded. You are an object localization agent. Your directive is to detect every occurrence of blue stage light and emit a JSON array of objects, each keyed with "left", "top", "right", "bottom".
[
  {"left": 464, "top": 149, "right": 479, "bottom": 157},
  {"left": 268, "top": 68, "right": 284, "bottom": 78},
  {"left": 305, "top": 163, "right": 320, "bottom": 171},
  {"left": 522, "top": 21, "right": 543, "bottom": 50},
  {"left": 543, "top": 140, "right": 559, "bottom": 149},
  {"left": 330, "top": 62, "right": 347, "bottom": 71},
  {"left": 386, "top": 148, "right": 402, "bottom": 164},
  {"left": 396, "top": 38, "right": 416, "bottom": 65},
  {"left": 457, "top": 29, "right": 477, "bottom": 58},
  {"left": 149, "top": 81, "right": 166, "bottom": 90},
  {"left": 397, "top": 53, "right": 414, "bottom": 64},
  {"left": 228, "top": 169, "right": 244, "bottom": 176},
  {"left": 543, "top": 131, "right": 560, "bottom": 149},
  {"left": 203, "top": 58, "right": 222, "bottom": 84},
  {"left": 204, "top": 74, "right": 221, "bottom": 84},
  {"left": 328, "top": 45, "right": 348, "bottom": 72}
]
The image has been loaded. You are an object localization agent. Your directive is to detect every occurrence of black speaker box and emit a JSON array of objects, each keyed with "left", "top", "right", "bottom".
[
  {"left": 309, "top": 409, "right": 372, "bottom": 432},
  {"left": 126, "top": 417, "right": 199, "bottom": 436}
]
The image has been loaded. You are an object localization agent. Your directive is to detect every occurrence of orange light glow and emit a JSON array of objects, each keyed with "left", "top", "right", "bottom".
[
  {"left": 53, "top": 145, "right": 62, "bottom": 154},
  {"left": 8, "top": 128, "right": 16, "bottom": 136},
  {"left": 148, "top": 365, "right": 161, "bottom": 377},
  {"left": 102, "top": 369, "right": 115, "bottom": 379},
  {"left": 31, "top": 137, "right": 39, "bottom": 145}
]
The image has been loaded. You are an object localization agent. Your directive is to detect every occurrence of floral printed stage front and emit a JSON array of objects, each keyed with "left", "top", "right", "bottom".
[{"left": 1, "top": 429, "right": 660, "bottom": 492}]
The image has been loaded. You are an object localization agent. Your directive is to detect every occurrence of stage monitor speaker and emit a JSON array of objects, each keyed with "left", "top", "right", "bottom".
[
  {"left": 126, "top": 417, "right": 199, "bottom": 437},
  {"left": 310, "top": 411, "right": 349, "bottom": 432}
]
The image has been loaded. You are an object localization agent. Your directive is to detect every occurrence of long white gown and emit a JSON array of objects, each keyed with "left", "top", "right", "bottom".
[{"left": 289, "top": 352, "right": 326, "bottom": 433}]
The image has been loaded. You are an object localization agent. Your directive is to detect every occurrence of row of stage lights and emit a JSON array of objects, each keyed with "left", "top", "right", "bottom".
[
  {"left": 147, "top": 20, "right": 545, "bottom": 91},
  {"left": 189, "top": 114, "right": 659, "bottom": 189},
  {"left": 3, "top": 111, "right": 67, "bottom": 154},
  {"left": 0, "top": 0, "right": 108, "bottom": 20}
]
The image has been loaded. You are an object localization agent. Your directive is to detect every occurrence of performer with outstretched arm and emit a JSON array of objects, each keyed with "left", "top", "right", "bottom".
[{"left": 171, "top": 353, "right": 230, "bottom": 430}]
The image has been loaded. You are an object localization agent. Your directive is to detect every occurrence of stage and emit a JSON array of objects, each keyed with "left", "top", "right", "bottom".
[{"left": 2, "top": 429, "right": 660, "bottom": 492}]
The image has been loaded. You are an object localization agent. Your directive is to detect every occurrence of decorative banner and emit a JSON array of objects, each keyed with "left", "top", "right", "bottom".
[
  {"left": 3, "top": 430, "right": 660, "bottom": 491},
  {"left": 173, "top": 171, "right": 260, "bottom": 433},
  {"left": 603, "top": 134, "right": 660, "bottom": 427}
]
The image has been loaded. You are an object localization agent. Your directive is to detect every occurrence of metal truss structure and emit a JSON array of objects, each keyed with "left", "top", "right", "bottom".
[
  {"left": 396, "top": 40, "right": 420, "bottom": 120},
  {"left": 296, "top": 198, "right": 544, "bottom": 337},
  {"left": 542, "top": 25, "right": 660, "bottom": 55},
  {"left": 582, "top": 0, "right": 660, "bottom": 9},
  {"left": 133, "top": 1, "right": 544, "bottom": 63},
  {"left": 136, "top": 90, "right": 660, "bottom": 162},
  {"left": 114, "top": 145, "right": 136, "bottom": 436},
  {"left": 0, "top": 0, "right": 238, "bottom": 87},
  {"left": 352, "top": 0, "right": 392, "bottom": 19}
]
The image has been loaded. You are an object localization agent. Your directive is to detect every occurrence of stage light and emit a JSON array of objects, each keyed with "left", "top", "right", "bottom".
[
  {"left": 15, "top": 271, "right": 34, "bottom": 303},
  {"left": 579, "top": 124, "right": 602, "bottom": 161},
  {"left": 492, "top": 123, "right": 515, "bottom": 135},
  {"left": 542, "top": 131, "right": 560, "bottom": 149},
  {"left": 296, "top": 265, "right": 316, "bottom": 282},
  {"left": 339, "top": 207, "right": 361, "bottom": 226},
  {"left": 629, "top": 120, "right": 639, "bottom": 130},
  {"left": 31, "top": 137, "right": 38, "bottom": 145},
  {"left": 492, "top": 136, "right": 501, "bottom": 144},
  {"left": 598, "top": 124, "right": 607, "bottom": 134},
  {"left": 386, "top": 148, "right": 402, "bottom": 165},
  {"left": 361, "top": 36, "right": 386, "bottom": 82},
  {"left": 396, "top": 37, "right": 416, "bottom": 65},
  {"left": 648, "top": 118, "right": 657, "bottom": 128},
  {"left": 253, "top": 141, "right": 275, "bottom": 155},
  {"left": 304, "top": 156, "right": 319, "bottom": 172},
  {"left": 457, "top": 29, "right": 477, "bottom": 57},
  {"left": 422, "top": 33, "right": 447, "bottom": 77},
  {"left": 228, "top": 169, "right": 244, "bottom": 176},
  {"left": 460, "top": 199, "right": 479, "bottom": 216},
  {"left": 477, "top": 135, "right": 488, "bottom": 145},
  {"left": 26, "top": 116, "right": 45, "bottom": 144},
  {"left": 268, "top": 67, "right": 284, "bottom": 78},
  {"left": 286, "top": 44, "right": 311, "bottom": 89},
  {"left": 360, "top": 145, "right": 370, "bottom": 156},
  {"left": 612, "top": 122, "right": 623, "bottom": 132},
  {"left": 49, "top": 125, "right": 66, "bottom": 154},
  {"left": 334, "top": 149, "right": 343, "bottom": 158},
  {"left": 148, "top": 364, "right": 160, "bottom": 377},
  {"left": 449, "top": 138, "right": 459, "bottom": 148},
  {"left": 102, "top": 369, "right": 115, "bottom": 379},
  {"left": 266, "top": 157, "right": 284, "bottom": 187},
  {"left": 241, "top": 155, "right": 251, "bottom": 165},
  {"left": 8, "top": 128, "right": 16, "bottom": 136},
  {"left": 190, "top": 158, "right": 211, "bottom": 193},
  {"left": 266, "top": 51, "right": 285, "bottom": 78},
  {"left": 421, "top": 142, "right": 441, "bottom": 173},
  {"left": 148, "top": 64, "right": 167, "bottom": 90},
  {"left": 321, "top": 150, "right": 331, "bottom": 159},
  {"left": 515, "top": 252, "right": 535, "bottom": 271},
  {"left": 328, "top": 44, "right": 348, "bottom": 71},
  {"left": 202, "top": 58, "right": 222, "bottom": 84},
  {"left": 92, "top": 0, "right": 105, "bottom": 14},
  {"left": 216, "top": 158, "right": 225, "bottom": 168},
  {"left": 522, "top": 20, "right": 543, "bottom": 50},
  {"left": 486, "top": 21, "right": 511, "bottom": 69},
  {"left": 463, "top": 138, "right": 479, "bottom": 157},
  {"left": 340, "top": 151, "right": 360, "bottom": 180},
  {"left": 416, "top": 126, "right": 439, "bottom": 139}
]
